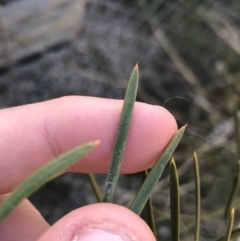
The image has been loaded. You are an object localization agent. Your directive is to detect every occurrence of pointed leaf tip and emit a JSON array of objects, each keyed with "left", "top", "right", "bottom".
[
  {"left": 0, "top": 140, "right": 98, "bottom": 223},
  {"left": 103, "top": 65, "right": 139, "bottom": 203},
  {"left": 177, "top": 125, "right": 187, "bottom": 135},
  {"left": 132, "top": 64, "right": 139, "bottom": 74},
  {"left": 93, "top": 140, "right": 101, "bottom": 147}
]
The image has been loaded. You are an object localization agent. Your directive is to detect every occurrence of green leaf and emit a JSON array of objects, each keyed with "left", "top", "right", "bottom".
[
  {"left": 193, "top": 151, "right": 201, "bottom": 241},
  {"left": 130, "top": 125, "right": 186, "bottom": 214},
  {"left": 170, "top": 158, "right": 180, "bottom": 241},
  {"left": 224, "top": 160, "right": 240, "bottom": 221},
  {"left": 0, "top": 141, "right": 99, "bottom": 223},
  {"left": 103, "top": 64, "right": 139, "bottom": 203},
  {"left": 88, "top": 174, "right": 103, "bottom": 202},
  {"left": 224, "top": 208, "right": 235, "bottom": 241},
  {"left": 140, "top": 170, "right": 156, "bottom": 237}
]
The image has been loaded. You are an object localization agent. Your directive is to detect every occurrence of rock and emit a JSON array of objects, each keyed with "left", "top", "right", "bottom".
[{"left": 0, "top": 0, "right": 87, "bottom": 67}]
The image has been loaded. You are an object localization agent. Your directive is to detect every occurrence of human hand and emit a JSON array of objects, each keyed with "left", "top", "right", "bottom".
[{"left": 0, "top": 96, "right": 177, "bottom": 241}]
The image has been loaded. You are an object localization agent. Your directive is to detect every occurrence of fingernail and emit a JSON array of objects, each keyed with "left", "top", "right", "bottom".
[{"left": 75, "top": 228, "right": 132, "bottom": 241}]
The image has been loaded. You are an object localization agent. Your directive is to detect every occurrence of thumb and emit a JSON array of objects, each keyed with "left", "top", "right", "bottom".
[{"left": 37, "top": 203, "right": 156, "bottom": 241}]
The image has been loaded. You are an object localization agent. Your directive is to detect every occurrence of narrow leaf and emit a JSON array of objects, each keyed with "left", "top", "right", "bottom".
[
  {"left": 88, "top": 174, "right": 103, "bottom": 202},
  {"left": 224, "top": 160, "right": 240, "bottom": 221},
  {"left": 130, "top": 125, "right": 186, "bottom": 214},
  {"left": 103, "top": 64, "right": 139, "bottom": 203},
  {"left": 170, "top": 158, "right": 180, "bottom": 241},
  {"left": 140, "top": 170, "right": 156, "bottom": 237},
  {"left": 224, "top": 208, "right": 235, "bottom": 241},
  {"left": 193, "top": 151, "right": 201, "bottom": 241},
  {"left": 0, "top": 141, "right": 99, "bottom": 223}
]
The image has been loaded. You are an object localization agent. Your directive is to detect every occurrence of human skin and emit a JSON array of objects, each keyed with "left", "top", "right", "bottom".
[{"left": 0, "top": 96, "right": 177, "bottom": 241}]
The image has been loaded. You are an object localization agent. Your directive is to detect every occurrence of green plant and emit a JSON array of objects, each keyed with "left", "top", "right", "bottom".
[{"left": 1, "top": 65, "right": 240, "bottom": 241}]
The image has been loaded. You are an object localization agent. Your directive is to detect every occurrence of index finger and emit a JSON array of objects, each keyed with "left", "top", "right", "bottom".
[{"left": 0, "top": 96, "right": 177, "bottom": 194}]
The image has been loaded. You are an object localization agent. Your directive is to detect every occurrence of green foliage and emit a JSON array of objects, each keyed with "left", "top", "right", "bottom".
[
  {"left": 170, "top": 158, "right": 180, "bottom": 241},
  {"left": 193, "top": 152, "right": 201, "bottom": 241},
  {"left": 224, "top": 208, "right": 235, "bottom": 241},
  {"left": 102, "top": 64, "right": 139, "bottom": 203},
  {"left": 0, "top": 141, "right": 99, "bottom": 223},
  {"left": 2, "top": 65, "right": 240, "bottom": 241},
  {"left": 140, "top": 170, "right": 156, "bottom": 237},
  {"left": 129, "top": 126, "right": 186, "bottom": 214},
  {"left": 88, "top": 173, "right": 103, "bottom": 202}
]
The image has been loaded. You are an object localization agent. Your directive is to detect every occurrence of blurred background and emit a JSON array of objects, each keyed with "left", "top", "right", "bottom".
[{"left": 0, "top": 0, "right": 240, "bottom": 240}]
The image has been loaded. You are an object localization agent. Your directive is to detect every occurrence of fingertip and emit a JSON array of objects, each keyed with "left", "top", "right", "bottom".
[
  {"left": 0, "top": 195, "right": 49, "bottom": 241},
  {"left": 37, "top": 203, "right": 155, "bottom": 241},
  {"left": 0, "top": 96, "right": 178, "bottom": 193}
]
